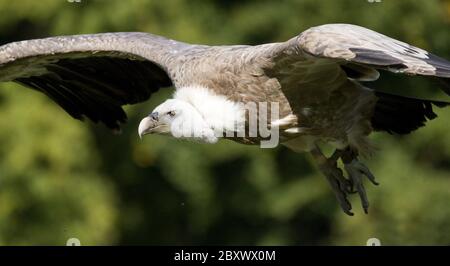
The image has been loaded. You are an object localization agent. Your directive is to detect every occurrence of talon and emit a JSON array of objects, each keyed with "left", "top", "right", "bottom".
[
  {"left": 312, "top": 146, "right": 380, "bottom": 215},
  {"left": 321, "top": 165, "right": 354, "bottom": 215},
  {"left": 355, "top": 163, "right": 379, "bottom": 186},
  {"left": 344, "top": 159, "right": 377, "bottom": 214},
  {"left": 311, "top": 147, "right": 354, "bottom": 215}
]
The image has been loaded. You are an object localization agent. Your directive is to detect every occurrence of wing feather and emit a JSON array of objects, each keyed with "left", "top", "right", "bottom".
[
  {"left": 0, "top": 33, "right": 186, "bottom": 129},
  {"left": 296, "top": 24, "right": 450, "bottom": 78},
  {"left": 259, "top": 23, "right": 450, "bottom": 136}
]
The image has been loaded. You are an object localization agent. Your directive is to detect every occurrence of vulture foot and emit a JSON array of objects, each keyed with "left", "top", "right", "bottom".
[
  {"left": 311, "top": 147, "right": 354, "bottom": 216},
  {"left": 311, "top": 146, "right": 380, "bottom": 215},
  {"left": 344, "top": 159, "right": 379, "bottom": 214}
]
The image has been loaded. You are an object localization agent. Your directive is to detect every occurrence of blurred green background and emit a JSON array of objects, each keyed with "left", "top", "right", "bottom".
[{"left": 0, "top": 0, "right": 450, "bottom": 245}]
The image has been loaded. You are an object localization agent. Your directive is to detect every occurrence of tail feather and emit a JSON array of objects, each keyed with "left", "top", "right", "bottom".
[{"left": 371, "top": 91, "right": 449, "bottom": 135}]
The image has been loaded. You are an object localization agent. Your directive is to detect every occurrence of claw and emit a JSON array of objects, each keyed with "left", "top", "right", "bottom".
[
  {"left": 354, "top": 162, "right": 379, "bottom": 186},
  {"left": 344, "top": 159, "right": 379, "bottom": 214},
  {"left": 322, "top": 165, "right": 354, "bottom": 216},
  {"left": 312, "top": 147, "right": 354, "bottom": 216},
  {"left": 311, "top": 146, "right": 380, "bottom": 215}
]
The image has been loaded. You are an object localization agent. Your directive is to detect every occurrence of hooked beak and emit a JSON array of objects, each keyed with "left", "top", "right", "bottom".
[
  {"left": 138, "top": 112, "right": 169, "bottom": 139},
  {"left": 138, "top": 116, "right": 156, "bottom": 139}
]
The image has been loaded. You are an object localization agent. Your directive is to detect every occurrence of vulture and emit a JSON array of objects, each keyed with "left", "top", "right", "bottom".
[{"left": 1, "top": 23, "right": 450, "bottom": 215}]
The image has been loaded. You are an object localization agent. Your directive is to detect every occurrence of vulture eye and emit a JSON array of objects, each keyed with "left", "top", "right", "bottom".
[{"left": 167, "top": 111, "right": 176, "bottom": 117}]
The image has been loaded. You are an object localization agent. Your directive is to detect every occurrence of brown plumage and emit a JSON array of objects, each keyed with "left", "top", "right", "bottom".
[{"left": 1, "top": 23, "right": 450, "bottom": 214}]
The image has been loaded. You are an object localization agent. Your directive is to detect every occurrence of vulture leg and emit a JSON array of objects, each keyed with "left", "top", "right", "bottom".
[
  {"left": 341, "top": 148, "right": 379, "bottom": 214},
  {"left": 310, "top": 146, "right": 353, "bottom": 216}
]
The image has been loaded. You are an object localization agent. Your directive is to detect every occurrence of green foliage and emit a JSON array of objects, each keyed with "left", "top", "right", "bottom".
[
  {"left": 0, "top": 0, "right": 450, "bottom": 245},
  {"left": 0, "top": 85, "right": 117, "bottom": 245}
]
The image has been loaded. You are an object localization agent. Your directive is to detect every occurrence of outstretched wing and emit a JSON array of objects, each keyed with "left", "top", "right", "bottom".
[
  {"left": 265, "top": 23, "right": 450, "bottom": 90},
  {"left": 295, "top": 23, "right": 450, "bottom": 84},
  {"left": 0, "top": 33, "right": 187, "bottom": 129},
  {"left": 260, "top": 23, "right": 450, "bottom": 135}
]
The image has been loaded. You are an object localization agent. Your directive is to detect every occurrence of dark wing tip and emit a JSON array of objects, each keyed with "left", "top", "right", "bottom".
[{"left": 372, "top": 92, "right": 449, "bottom": 135}]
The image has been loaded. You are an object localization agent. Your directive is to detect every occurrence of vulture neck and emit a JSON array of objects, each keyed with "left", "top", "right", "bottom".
[{"left": 174, "top": 85, "right": 245, "bottom": 136}]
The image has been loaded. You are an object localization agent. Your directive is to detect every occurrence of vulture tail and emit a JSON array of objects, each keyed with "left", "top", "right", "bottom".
[{"left": 371, "top": 91, "right": 450, "bottom": 135}]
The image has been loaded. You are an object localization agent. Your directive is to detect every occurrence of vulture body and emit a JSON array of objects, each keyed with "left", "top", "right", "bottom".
[{"left": 1, "top": 24, "right": 450, "bottom": 215}]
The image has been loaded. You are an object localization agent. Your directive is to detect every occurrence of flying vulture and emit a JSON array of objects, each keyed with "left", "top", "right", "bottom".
[{"left": 1, "top": 24, "right": 449, "bottom": 215}]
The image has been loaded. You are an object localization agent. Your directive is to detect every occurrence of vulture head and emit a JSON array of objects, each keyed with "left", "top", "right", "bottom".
[{"left": 138, "top": 98, "right": 218, "bottom": 143}]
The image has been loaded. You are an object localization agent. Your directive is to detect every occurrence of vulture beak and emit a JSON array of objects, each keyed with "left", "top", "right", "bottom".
[
  {"left": 138, "top": 112, "right": 169, "bottom": 138},
  {"left": 138, "top": 116, "right": 156, "bottom": 139}
]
